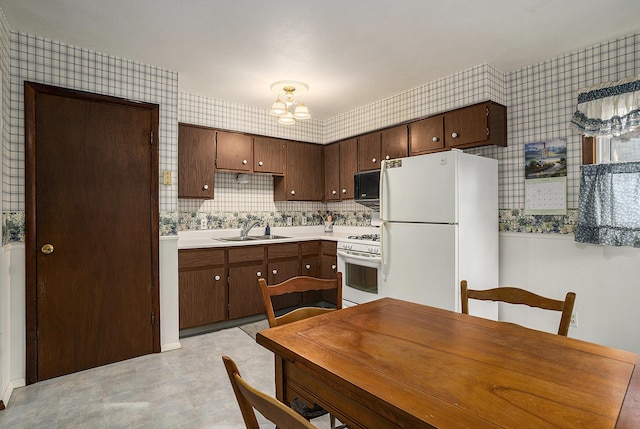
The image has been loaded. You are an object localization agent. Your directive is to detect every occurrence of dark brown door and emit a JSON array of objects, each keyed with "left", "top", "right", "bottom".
[
  {"left": 216, "top": 130, "right": 253, "bottom": 172},
  {"left": 254, "top": 136, "right": 285, "bottom": 174},
  {"left": 25, "top": 82, "right": 160, "bottom": 383},
  {"left": 410, "top": 115, "right": 445, "bottom": 155},
  {"left": 358, "top": 132, "right": 381, "bottom": 171},
  {"left": 178, "top": 123, "right": 215, "bottom": 199},
  {"left": 381, "top": 124, "right": 408, "bottom": 161},
  {"left": 339, "top": 138, "right": 358, "bottom": 199},
  {"left": 323, "top": 143, "right": 340, "bottom": 201}
]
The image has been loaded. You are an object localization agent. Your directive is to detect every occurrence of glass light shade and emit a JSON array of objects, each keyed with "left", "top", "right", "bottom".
[
  {"left": 293, "top": 104, "right": 310, "bottom": 119},
  {"left": 269, "top": 100, "right": 286, "bottom": 116},
  {"left": 277, "top": 112, "right": 296, "bottom": 125}
]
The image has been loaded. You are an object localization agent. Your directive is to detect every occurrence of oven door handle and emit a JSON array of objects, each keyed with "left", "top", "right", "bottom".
[{"left": 337, "top": 250, "right": 382, "bottom": 263}]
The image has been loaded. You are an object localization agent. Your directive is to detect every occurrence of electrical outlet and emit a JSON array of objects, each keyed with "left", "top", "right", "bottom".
[
  {"left": 286, "top": 216, "right": 293, "bottom": 226},
  {"left": 570, "top": 311, "right": 578, "bottom": 328},
  {"left": 301, "top": 216, "right": 307, "bottom": 226},
  {"left": 200, "top": 217, "right": 207, "bottom": 229}
]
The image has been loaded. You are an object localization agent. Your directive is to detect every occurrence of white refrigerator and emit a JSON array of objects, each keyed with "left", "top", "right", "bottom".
[{"left": 379, "top": 149, "right": 498, "bottom": 317}]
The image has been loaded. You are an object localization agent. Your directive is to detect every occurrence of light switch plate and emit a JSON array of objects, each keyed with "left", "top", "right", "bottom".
[{"left": 162, "top": 170, "right": 172, "bottom": 185}]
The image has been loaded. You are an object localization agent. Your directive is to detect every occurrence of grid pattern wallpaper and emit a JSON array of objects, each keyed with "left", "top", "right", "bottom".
[
  {"left": 0, "top": 11, "right": 10, "bottom": 214},
  {"left": 499, "top": 32, "right": 640, "bottom": 209},
  {"left": 4, "top": 30, "right": 179, "bottom": 212},
  {"left": 178, "top": 93, "right": 323, "bottom": 143},
  {"left": 324, "top": 64, "right": 507, "bottom": 143}
]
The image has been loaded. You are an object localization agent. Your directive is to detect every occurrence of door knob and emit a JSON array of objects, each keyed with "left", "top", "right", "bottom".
[{"left": 41, "top": 244, "right": 54, "bottom": 254}]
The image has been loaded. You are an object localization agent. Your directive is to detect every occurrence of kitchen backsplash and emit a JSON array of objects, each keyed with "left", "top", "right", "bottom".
[{"left": 167, "top": 171, "right": 373, "bottom": 235}]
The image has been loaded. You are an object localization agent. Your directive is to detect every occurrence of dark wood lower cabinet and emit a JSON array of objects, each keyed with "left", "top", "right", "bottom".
[
  {"left": 178, "top": 240, "right": 340, "bottom": 330},
  {"left": 179, "top": 267, "right": 226, "bottom": 329},
  {"left": 228, "top": 263, "right": 267, "bottom": 319}
]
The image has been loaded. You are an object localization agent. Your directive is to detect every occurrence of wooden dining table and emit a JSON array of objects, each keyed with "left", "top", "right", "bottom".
[{"left": 256, "top": 297, "right": 639, "bottom": 428}]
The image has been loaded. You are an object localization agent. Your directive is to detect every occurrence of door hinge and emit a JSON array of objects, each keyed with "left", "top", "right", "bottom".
[
  {"left": 150, "top": 131, "right": 154, "bottom": 146},
  {"left": 487, "top": 127, "right": 490, "bottom": 136},
  {"left": 151, "top": 312, "right": 155, "bottom": 325}
]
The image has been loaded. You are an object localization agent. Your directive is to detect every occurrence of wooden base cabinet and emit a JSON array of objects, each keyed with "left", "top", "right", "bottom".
[
  {"left": 178, "top": 249, "right": 226, "bottom": 329},
  {"left": 178, "top": 240, "right": 339, "bottom": 331},
  {"left": 228, "top": 246, "right": 266, "bottom": 320}
]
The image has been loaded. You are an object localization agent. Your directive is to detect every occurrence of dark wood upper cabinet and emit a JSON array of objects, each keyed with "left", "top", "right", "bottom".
[
  {"left": 324, "top": 143, "right": 340, "bottom": 201},
  {"left": 358, "top": 132, "right": 381, "bottom": 171},
  {"left": 339, "top": 138, "right": 358, "bottom": 199},
  {"left": 381, "top": 125, "right": 408, "bottom": 161},
  {"left": 410, "top": 115, "right": 445, "bottom": 155},
  {"left": 216, "top": 130, "right": 253, "bottom": 172},
  {"left": 178, "top": 123, "right": 216, "bottom": 199},
  {"left": 444, "top": 102, "right": 507, "bottom": 149},
  {"left": 254, "top": 136, "right": 285, "bottom": 175},
  {"left": 275, "top": 142, "right": 323, "bottom": 201}
]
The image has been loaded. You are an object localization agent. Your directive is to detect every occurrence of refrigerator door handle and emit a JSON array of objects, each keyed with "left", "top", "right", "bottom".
[
  {"left": 381, "top": 220, "right": 388, "bottom": 280},
  {"left": 379, "top": 159, "right": 387, "bottom": 222}
]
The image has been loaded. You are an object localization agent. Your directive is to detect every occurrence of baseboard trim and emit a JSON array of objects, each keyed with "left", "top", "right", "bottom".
[{"left": 161, "top": 342, "right": 182, "bottom": 352}]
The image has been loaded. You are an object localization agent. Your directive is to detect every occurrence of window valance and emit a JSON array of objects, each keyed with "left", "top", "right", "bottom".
[{"left": 570, "top": 74, "right": 640, "bottom": 137}]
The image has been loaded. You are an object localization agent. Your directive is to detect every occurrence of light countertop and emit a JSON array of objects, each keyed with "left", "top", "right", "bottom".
[{"left": 177, "top": 225, "right": 380, "bottom": 249}]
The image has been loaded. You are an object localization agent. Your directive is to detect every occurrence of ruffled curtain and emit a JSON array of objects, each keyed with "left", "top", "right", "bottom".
[
  {"left": 570, "top": 75, "right": 640, "bottom": 137},
  {"left": 575, "top": 161, "right": 640, "bottom": 247}
]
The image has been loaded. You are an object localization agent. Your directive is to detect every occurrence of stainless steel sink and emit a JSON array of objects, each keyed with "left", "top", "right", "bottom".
[
  {"left": 216, "top": 236, "right": 258, "bottom": 242},
  {"left": 215, "top": 235, "right": 290, "bottom": 242}
]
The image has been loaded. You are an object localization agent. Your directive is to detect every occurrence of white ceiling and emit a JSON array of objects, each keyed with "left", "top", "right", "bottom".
[{"left": 1, "top": 0, "right": 639, "bottom": 120}]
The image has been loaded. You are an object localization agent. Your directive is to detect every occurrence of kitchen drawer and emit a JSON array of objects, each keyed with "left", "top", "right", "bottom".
[
  {"left": 178, "top": 249, "right": 225, "bottom": 269},
  {"left": 228, "top": 245, "right": 265, "bottom": 264},
  {"left": 321, "top": 241, "right": 337, "bottom": 256},
  {"left": 268, "top": 243, "right": 298, "bottom": 259},
  {"left": 300, "top": 241, "right": 320, "bottom": 256}
]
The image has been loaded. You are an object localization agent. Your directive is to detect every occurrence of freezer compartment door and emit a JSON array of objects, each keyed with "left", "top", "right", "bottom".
[
  {"left": 381, "top": 222, "right": 457, "bottom": 311},
  {"left": 381, "top": 151, "right": 457, "bottom": 223}
]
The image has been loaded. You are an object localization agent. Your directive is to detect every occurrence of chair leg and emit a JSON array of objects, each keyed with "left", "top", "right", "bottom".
[{"left": 330, "top": 414, "right": 335, "bottom": 429}]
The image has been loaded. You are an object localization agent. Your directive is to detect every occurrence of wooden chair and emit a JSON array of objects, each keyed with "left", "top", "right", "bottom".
[
  {"left": 460, "top": 280, "right": 576, "bottom": 336},
  {"left": 258, "top": 273, "right": 345, "bottom": 429},
  {"left": 258, "top": 273, "right": 342, "bottom": 328},
  {"left": 222, "top": 355, "right": 317, "bottom": 429}
]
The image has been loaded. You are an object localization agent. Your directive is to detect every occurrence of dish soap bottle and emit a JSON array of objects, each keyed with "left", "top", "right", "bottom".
[{"left": 265, "top": 224, "right": 270, "bottom": 236}]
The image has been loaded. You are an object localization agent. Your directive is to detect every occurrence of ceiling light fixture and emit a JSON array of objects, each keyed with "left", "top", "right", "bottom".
[{"left": 269, "top": 80, "right": 311, "bottom": 125}]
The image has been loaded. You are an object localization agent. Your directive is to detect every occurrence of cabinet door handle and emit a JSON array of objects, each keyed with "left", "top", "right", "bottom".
[
  {"left": 203, "top": 184, "right": 209, "bottom": 190},
  {"left": 331, "top": 264, "right": 336, "bottom": 270},
  {"left": 290, "top": 190, "right": 295, "bottom": 195},
  {"left": 372, "top": 157, "right": 377, "bottom": 163},
  {"left": 242, "top": 159, "right": 248, "bottom": 165},
  {"left": 256, "top": 271, "right": 262, "bottom": 277},
  {"left": 385, "top": 155, "right": 390, "bottom": 160},
  {"left": 432, "top": 136, "right": 439, "bottom": 142},
  {"left": 214, "top": 275, "right": 221, "bottom": 281},
  {"left": 258, "top": 161, "right": 264, "bottom": 166},
  {"left": 342, "top": 188, "right": 347, "bottom": 194},
  {"left": 451, "top": 132, "right": 459, "bottom": 138},
  {"left": 272, "top": 269, "right": 278, "bottom": 275},
  {"left": 305, "top": 264, "right": 311, "bottom": 270}
]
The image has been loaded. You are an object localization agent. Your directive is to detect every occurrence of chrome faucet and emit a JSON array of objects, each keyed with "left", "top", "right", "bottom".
[{"left": 240, "top": 220, "right": 261, "bottom": 237}]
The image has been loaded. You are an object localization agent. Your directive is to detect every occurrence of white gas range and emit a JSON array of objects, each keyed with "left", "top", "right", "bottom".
[{"left": 337, "top": 233, "right": 384, "bottom": 307}]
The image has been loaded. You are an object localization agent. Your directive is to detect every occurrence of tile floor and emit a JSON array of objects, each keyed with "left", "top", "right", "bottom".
[{"left": 0, "top": 327, "right": 333, "bottom": 428}]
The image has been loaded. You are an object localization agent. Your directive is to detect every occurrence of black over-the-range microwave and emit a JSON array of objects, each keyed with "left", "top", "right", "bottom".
[{"left": 354, "top": 170, "right": 380, "bottom": 210}]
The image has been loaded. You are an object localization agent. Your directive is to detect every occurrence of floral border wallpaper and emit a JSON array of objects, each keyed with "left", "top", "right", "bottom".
[{"left": 3, "top": 209, "right": 579, "bottom": 244}]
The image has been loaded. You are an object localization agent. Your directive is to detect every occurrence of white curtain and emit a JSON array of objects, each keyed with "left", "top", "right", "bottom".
[{"left": 570, "top": 74, "right": 640, "bottom": 137}]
